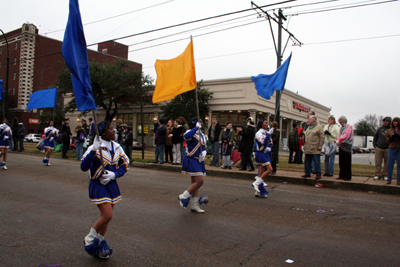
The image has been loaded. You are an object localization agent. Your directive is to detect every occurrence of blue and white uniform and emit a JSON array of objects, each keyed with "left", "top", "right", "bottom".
[
  {"left": 81, "top": 140, "right": 129, "bottom": 205},
  {"left": 0, "top": 123, "right": 12, "bottom": 148},
  {"left": 44, "top": 126, "right": 59, "bottom": 149},
  {"left": 254, "top": 128, "right": 273, "bottom": 166},
  {"left": 182, "top": 127, "right": 207, "bottom": 176}
]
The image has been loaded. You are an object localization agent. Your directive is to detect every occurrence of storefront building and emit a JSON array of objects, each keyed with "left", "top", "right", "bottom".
[{"left": 67, "top": 77, "right": 330, "bottom": 148}]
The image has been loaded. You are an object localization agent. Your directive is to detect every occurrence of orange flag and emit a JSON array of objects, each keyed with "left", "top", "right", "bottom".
[{"left": 152, "top": 38, "right": 197, "bottom": 104}]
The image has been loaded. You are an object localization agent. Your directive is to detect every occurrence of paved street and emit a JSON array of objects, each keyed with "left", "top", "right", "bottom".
[{"left": 1, "top": 153, "right": 399, "bottom": 266}]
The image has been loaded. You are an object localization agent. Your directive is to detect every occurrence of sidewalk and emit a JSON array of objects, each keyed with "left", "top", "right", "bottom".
[{"left": 132, "top": 161, "right": 400, "bottom": 195}]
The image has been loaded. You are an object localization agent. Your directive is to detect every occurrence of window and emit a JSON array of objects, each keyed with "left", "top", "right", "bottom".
[
  {"left": 102, "top": 48, "right": 107, "bottom": 53},
  {"left": 15, "top": 42, "right": 18, "bottom": 50},
  {"left": 13, "top": 72, "right": 16, "bottom": 80},
  {"left": 14, "top": 57, "right": 16, "bottom": 65},
  {"left": 13, "top": 88, "right": 15, "bottom": 95}
]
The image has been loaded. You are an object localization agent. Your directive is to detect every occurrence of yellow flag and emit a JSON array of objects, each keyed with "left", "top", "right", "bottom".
[{"left": 152, "top": 38, "right": 197, "bottom": 104}]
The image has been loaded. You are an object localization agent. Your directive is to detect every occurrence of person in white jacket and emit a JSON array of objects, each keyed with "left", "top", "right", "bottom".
[{"left": 323, "top": 116, "right": 339, "bottom": 177}]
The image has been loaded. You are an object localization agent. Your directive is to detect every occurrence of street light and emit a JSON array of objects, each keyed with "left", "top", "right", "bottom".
[{"left": 0, "top": 29, "right": 10, "bottom": 119}]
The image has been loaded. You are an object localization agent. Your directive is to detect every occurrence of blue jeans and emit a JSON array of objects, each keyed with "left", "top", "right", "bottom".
[
  {"left": 9, "top": 138, "right": 13, "bottom": 150},
  {"left": 305, "top": 154, "right": 321, "bottom": 176},
  {"left": 387, "top": 147, "right": 400, "bottom": 182},
  {"left": 19, "top": 138, "right": 25, "bottom": 151},
  {"left": 76, "top": 141, "right": 83, "bottom": 160},
  {"left": 155, "top": 143, "right": 165, "bottom": 163},
  {"left": 324, "top": 152, "right": 336, "bottom": 175},
  {"left": 211, "top": 141, "right": 219, "bottom": 166}
]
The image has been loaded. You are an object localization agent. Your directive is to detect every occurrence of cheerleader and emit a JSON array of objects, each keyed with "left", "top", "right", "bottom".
[
  {"left": 43, "top": 121, "right": 59, "bottom": 166},
  {"left": 0, "top": 118, "right": 12, "bottom": 170},
  {"left": 81, "top": 120, "right": 129, "bottom": 259},
  {"left": 179, "top": 118, "right": 209, "bottom": 213},
  {"left": 252, "top": 120, "right": 274, "bottom": 198}
]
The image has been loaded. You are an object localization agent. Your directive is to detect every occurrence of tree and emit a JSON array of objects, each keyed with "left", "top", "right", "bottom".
[
  {"left": 57, "top": 59, "right": 153, "bottom": 122},
  {"left": 363, "top": 114, "right": 383, "bottom": 132},
  {"left": 159, "top": 80, "right": 213, "bottom": 122},
  {"left": 354, "top": 120, "right": 375, "bottom": 136}
]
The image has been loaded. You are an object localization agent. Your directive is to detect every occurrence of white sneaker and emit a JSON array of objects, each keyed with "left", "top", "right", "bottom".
[
  {"left": 373, "top": 176, "right": 380, "bottom": 180},
  {"left": 190, "top": 197, "right": 204, "bottom": 213},
  {"left": 46, "top": 162, "right": 51, "bottom": 166},
  {"left": 252, "top": 176, "right": 263, "bottom": 193},
  {"left": 255, "top": 191, "right": 267, "bottom": 198},
  {"left": 84, "top": 228, "right": 98, "bottom": 246},
  {"left": 384, "top": 177, "right": 388, "bottom": 181},
  {"left": 2, "top": 165, "right": 7, "bottom": 170}
]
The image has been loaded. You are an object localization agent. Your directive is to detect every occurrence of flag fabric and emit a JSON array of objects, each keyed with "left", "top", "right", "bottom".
[
  {"left": 26, "top": 88, "right": 58, "bottom": 110},
  {"left": 251, "top": 54, "right": 292, "bottom": 100},
  {"left": 152, "top": 38, "right": 197, "bottom": 104},
  {"left": 62, "top": 0, "right": 97, "bottom": 112},
  {"left": 0, "top": 79, "right": 3, "bottom": 102}
]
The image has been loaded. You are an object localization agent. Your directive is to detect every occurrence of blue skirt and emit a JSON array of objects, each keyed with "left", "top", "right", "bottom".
[
  {"left": 182, "top": 156, "right": 206, "bottom": 176},
  {"left": 0, "top": 139, "right": 9, "bottom": 148},
  {"left": 44, "top": 139, "right": 55, "bottom": 149},
  {"left": 255, "top": 152, "right": 271, "bottom": 166},
  {"left": 89, "top": 179, "right": 122, "bottom": 205}
]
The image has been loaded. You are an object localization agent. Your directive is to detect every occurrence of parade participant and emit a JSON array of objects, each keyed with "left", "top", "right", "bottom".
[
  {"left": 43, "top": 121, "right": 59, "bottom": 166},
  {"left": 61, "top": 118, "right": 72, "bottom": 159},
  {"left": 179, "top": 118, "right": 209, "bottom": 213},
  {"left": 0, "top": 118, "right": 12, "bottom": 170},
  {"left": 252, "top": 120, "right": 273, "bottom": 198},
  {"left": 81, "top": 120, "right": 129, "bottom": 259}
]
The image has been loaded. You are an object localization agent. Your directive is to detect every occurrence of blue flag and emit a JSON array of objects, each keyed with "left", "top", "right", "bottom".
[
  {"left": 251, "top": 54, "right": 292, "bottom": 100},
  {"left": 26, "top": 88, "right": 58, "bottom": 110},
  {"left": 0, "top": 79, "right": 3, "bottom": 102},
  {"left": 62, "top": 0, "right": 97, "bottom": 112}
]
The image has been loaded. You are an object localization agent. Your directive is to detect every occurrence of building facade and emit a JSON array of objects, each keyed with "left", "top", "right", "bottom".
[{"left": 0, "top": 23, "right": 141, "bottom": 133}]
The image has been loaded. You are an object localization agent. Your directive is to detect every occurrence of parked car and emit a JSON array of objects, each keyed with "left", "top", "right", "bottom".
[
  {"left": 132, "top": 139, "right": 146, "bottom": 150},
  {"left": 352, "top": 145, "right": 363, "bottom": 154},
  {"left": 24, "top": 134, "right": 41, "bottom": 143},
  {"left": 360, "top": 148, "right": 372, "bottom": 153}
]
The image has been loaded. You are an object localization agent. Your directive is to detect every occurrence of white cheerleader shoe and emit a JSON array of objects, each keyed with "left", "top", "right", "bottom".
[
  {"left": 2, "top": 165, "right": 7, "bottom": 170},
  {"left": 252, "top": 176, "right": 263, "bottom": 193},
  {"left": 84, "top": 228, "right": 97, "bottom": 246},
  {"left": 46, "top": 162, "right": 51, "bottom": 166},
  {"left": 190, "top": 197, "right": 204, "bottom": 213},
  {"left": 178, "top": 190, "right": 191, "bottom": 208}
]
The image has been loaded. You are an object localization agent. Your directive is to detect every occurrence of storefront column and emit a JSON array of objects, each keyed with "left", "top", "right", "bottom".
[
  {"left": 133, "top": 113, "right": 138, "bottom": 139},
  {"left": 266, "top": 113, "right": 271, "bottom": 123},
  {"left": 249, "top": 109, "right": 257, "bottom": 122}
]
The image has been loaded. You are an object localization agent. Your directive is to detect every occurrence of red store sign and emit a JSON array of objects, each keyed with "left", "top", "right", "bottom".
[
  {"left": 293, "top": 101, "right": 311, "bottom": 113},
  {"left": 29, "top": 118, "right": 40, "bottom": 124}
]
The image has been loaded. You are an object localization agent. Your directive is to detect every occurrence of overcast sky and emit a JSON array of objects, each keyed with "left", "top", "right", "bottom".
[{"left": 1, "top": 0, "right": 399, "bottom": 124}]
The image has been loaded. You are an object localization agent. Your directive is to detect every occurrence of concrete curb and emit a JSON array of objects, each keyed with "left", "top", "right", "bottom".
[{"left": 132, "top": 162, "right": 400, "bottom": 195}]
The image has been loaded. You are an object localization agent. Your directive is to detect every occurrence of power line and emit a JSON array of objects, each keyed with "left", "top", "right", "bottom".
[
  {"left": 87, "top": 0, "right": 297, "bottom": 46},
  {"left": 286, "top": 0, "right": 398, "bottom": 16},
  {"left": 43, "top": 0, "right": 175, "bottom": 35}
]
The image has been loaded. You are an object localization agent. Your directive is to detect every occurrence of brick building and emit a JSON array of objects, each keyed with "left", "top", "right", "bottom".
[{"left": 0, "top": 23, "right": 142, "bottom": 133}]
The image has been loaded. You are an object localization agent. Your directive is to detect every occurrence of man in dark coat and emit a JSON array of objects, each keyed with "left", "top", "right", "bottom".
[
  {"left": 61, "top": 118, "right": 72, "bottom": 159},
  {"left": 208, "top": 116, "right": 222, "bottom": 167},
  {"left": 17, "top": 122, "right": 26, "bottom": 152},
  {"left": 81, "top": 119, "right": 89, "bottom": 136},
  {"left": 288, "top": 123, "right": 300, "bottom": 163},
  {"left": 154, "top": 119, "right": 166, "bottom": 164},
  {"left": 271, "top": 121, "right": 281, "bottom": 174},
  {"left": 238, "top": 120, "right": 255, "bottom": 171},
  {"left": 12, "top": 118, "right": 19, "bottom": 151}
]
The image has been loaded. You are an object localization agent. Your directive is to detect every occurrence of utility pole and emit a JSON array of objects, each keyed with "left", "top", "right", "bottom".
[{"left": 251, "top": 2, "right": 301, "bottom": 127}]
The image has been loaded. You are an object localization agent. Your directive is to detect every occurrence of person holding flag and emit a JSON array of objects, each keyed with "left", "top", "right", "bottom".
[
  {"left": 0, "top": 118, "right": 12, "bottom": 170},
  {"left": 179, "top": 118, "right": 209, "bottom": 213},
  {"left": 252, "top": 120, "right": 273, "bottom": 198},
  {"left": 43, "top": 121, "right": 59, "bottom": 166},
  {"left": 81, "top": 120, "right": 129, "bottom": 259}
]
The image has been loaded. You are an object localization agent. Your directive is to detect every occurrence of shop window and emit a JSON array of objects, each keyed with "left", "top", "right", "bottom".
[{"left": 219, "top": 114, "right": 229, "bottom": 123}]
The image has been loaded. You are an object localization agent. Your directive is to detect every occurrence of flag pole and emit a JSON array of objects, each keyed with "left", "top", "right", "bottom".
[{"left": 92, "top": 109, "right": 105, "bottom": 172}]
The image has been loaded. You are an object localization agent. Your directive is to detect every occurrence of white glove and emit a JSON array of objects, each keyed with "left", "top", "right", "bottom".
[
  {"left": 264, "top": 147, "right": 271, "bottom": 153},
  {"left": 100, "top": 171, "right": 116, "bottom": 185},
  {"left": 268, "top": 128, "right": 274, "bottom": 134},
  {"left": 198, "top": 150, "right": 207, "bottom": 163},
  {"left": 92, "top": 136, "right": 101, "bottom": 151},
  {"left": 3, "top": 136, "right": 9, "bottom": 140},
  {"left": 196, "top": 122, "right": 202, "bottom": 129},
  {"left": 49, "top": 137, "right": 54, "bottom": 142}
]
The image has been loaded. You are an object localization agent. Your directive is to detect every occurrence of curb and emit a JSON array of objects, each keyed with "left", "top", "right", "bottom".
[{"left": 131, "top": 162, "right": 400, "bottom": 195}]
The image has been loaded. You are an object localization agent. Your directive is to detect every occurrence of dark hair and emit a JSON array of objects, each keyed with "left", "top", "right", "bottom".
[
  {"left": 309, "top": 111, "right": 315, "bottom": 115},
  {"left": 257, "top": 120, "right": 264, "bottom": 131},
  {"left": 48, "top": 121, "right": 53, "bottom": 126},
  {"left": 189, "top": 117, "right": 198, "bottom": 129},
  {"left": 98, "top": 120, "right": 111, "bottom": 136},
  {"left": 392, "top": 117, "right": 400, "bottom": 128},
  {"left": 226, "top": 121, "right": 232, "bottom": 126},
  {"left": 292, "top": 123, "right": 298, "bottom": 128},
  {"left": 328, "top": 116, "right": 336, "bottom": 124},
  {"left": 175, "top": 119, "right": 180, "bottom": 124},
  {"left": 178, "top": 116, "right": 186, "bottom": 125}
]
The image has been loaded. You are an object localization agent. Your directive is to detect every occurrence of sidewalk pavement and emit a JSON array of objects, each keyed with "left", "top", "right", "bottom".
[{"left": 132, "top": 161, "right": 400, "bottom": 195}]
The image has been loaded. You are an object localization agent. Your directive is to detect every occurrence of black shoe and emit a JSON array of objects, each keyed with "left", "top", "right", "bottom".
[
  {"left": 236, "top": 165, "right": 242, "bottom": 169},
  {"left": 160, "top": 162, "right": 165, "bottom": 164},
  {"left": 336, "top": 177, "right": 344, "bottom": 180},
  {"left": 248, "top": 169, "right": 255, "bottom": 172},
  {"left": 323, "top": 173, "right": 328, "bottom": 176},
  {"left": 153, "top": 161, "right": 158, "bottom": 163},
  {"left": 344, "top": 178, "right": 351, "bottom": 181},
  {"left": 239, "top": 168, "right": 247, "bottom": 171},
  {"left": 209, "top": 164, "right": 214, "bottom": 166},
  {"left": 228, "top": 166, "right": 232, "bottom": 169},
  {"left": 326, "top": 174, "right": 333, "bottom": 177}
]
